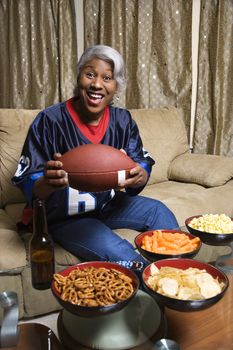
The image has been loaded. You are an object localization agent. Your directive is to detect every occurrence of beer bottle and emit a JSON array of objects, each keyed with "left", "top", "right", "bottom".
[{"left": 29, "top": 198, "right": 55, "bottom": 290}]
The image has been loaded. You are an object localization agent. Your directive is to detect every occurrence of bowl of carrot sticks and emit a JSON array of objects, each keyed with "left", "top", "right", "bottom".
[{"left": 135, "top": 229, "right": 202, "bottom": 261}]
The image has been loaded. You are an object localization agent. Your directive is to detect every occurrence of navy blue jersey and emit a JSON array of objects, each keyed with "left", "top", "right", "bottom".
[{"left": 12, "top": 100, "right": 155, "bottom": 222}]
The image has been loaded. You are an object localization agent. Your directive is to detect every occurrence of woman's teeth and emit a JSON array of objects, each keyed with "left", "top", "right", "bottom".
[{"left": 88, "top": 93, "right": 103, "bottom": 100}]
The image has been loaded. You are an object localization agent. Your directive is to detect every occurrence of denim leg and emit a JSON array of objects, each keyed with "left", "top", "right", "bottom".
[
  {"left": 100, "top": 192, "right": 179, "bottom": 231},
  {"left": 49, "top": 217, "right": 146, "bottom": 262},
  {"left": 49, "top": 193, "right": 178, "bottom": 263}
]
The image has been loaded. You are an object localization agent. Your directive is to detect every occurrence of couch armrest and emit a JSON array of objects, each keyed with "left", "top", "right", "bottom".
[{"left": 168, "top": 153, "right": 233, "bottom": 187}]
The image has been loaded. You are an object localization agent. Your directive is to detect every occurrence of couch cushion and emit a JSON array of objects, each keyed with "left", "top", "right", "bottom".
[
  {"left": 169, "top": 153, "right": 233, "bottom": 187},
  {"left": 162, "top": 184, "right": 233, "bottom": 227},
  {"left": 0, "top": 209, "right": 17, "bottom": 230},
  {"left": 0, "top": 228, "right": 27, "bottom": 271},
  {"left": 5, "top": 203, "right": 26, "bottom": 225},
  {"left": 0, "top": 109, "right": 39, "bottom": 208},
  {"left": 129, "top": 107, "right": 189, "bottom": 184},
  {"left": 141, "top": 181, "right": 204, "bottom": 201}
]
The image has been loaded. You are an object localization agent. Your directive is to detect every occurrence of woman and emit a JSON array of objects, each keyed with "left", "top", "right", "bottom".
[{"left": 12, "top": 45, "right": 178, "bottom": 263}]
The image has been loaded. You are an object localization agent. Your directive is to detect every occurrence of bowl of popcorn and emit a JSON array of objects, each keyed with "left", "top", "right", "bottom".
[
  {"left": 51, "top": 261, "right": 140, "bottom": 317},
  {"left": 142, "top": 258, "right": 229, "bottom": 311},
  {"left": 185, "top": 214, "right": 233, "bottom": 245},
  {"left": 135, "top": 229, "right": 202, "bottom": 261}
]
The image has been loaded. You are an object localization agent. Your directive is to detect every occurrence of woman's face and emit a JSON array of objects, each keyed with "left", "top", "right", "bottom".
[{"left": 76, "top": 58, "right": 117, "bottom": 122}]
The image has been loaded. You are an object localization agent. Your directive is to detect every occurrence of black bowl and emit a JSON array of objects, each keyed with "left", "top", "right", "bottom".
[
  {"left": 135, "top": 230, "right": 202, "bottom": 261},
  {"left": 51, "top": 261, "right": 139, "bottom": 317},
  {"left": 142, "top": 258, "right": 229, "bottom": 312},
  {"left": 185, "top": 215, "right": 233, "bottom": 246}
]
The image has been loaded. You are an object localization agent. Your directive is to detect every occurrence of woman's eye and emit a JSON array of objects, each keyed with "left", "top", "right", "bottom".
[
  {"left": 103, "top": 76, "right": 112, "bottom": 82},
  {"left": 86, "top": 72, "right": 95, "bottom": 78}
]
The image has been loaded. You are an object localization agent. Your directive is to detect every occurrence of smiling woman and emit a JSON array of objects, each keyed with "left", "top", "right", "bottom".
[{"left": 12, "top": 45, "right": 179, "bottom": 264}]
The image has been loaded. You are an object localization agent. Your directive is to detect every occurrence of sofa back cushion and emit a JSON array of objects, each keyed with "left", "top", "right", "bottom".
[
  {"left": 0, "top": 109, "right": 40, "bottom": 208},
  {"left": 129, "top": 107, "right": 189, "bottom": 184}
]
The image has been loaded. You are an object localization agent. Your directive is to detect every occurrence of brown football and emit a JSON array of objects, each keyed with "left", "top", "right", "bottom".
[{"left": 60, "top": 144, "right": 136, "bottom": 192}]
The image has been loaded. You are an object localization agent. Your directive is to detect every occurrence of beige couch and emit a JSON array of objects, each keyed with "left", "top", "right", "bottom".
[{"left": 1, "top": 106, "right": 233, "bottom": 319}]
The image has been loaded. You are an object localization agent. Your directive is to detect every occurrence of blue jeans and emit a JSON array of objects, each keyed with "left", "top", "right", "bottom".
[{"left": 49, "top": 192, "right": 178, "bottom": 263}]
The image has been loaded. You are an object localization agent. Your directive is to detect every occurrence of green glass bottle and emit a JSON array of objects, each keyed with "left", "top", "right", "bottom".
[{"left": 29, "top": 199, "right": 55, "bottom": 290}]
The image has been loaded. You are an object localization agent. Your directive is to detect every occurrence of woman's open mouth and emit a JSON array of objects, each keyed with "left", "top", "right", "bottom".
[{"left": 86, "top": 92, "right": 104, "bottom": 106}]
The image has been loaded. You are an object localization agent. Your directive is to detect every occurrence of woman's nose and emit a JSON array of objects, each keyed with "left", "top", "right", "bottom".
[{"left": 90, "top": 76, "right": 102, "bottom": 89}]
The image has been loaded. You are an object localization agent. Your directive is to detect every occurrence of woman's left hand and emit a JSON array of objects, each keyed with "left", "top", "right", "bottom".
[{"left": 118, "top": 164, "right": 148, "bottom": 189}]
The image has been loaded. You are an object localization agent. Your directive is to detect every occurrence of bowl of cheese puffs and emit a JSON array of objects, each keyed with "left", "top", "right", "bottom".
[
  {"left": 135, "top": 229, "right": 202, "bottom": 261},
  {"left": 51, "top": 261, "right": 140, "bottom": 317},
  {"left": 185, "top": 214, "right": 233, "bottom": 245},
  {"left": 142, "top": 258, "right": 229, "bottom": 311}
]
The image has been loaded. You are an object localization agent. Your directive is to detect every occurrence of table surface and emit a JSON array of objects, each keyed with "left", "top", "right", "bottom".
[
  {"left": 0, "top": 323, "right": 65, "bottom": 350},
  {"left": 57, "top": 273, "right": 233, "bottom": 350}
]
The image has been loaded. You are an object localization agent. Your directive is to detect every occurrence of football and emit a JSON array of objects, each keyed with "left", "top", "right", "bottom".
[{"left": 60, "top": 144, "right": 137, "bottom": 192}]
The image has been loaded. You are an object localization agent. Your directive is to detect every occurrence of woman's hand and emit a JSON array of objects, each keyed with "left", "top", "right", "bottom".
[
  {"left": 33, "top": 153, "right": 68, "bottom": 200},
  {"left": 118, "top": 150, "right": 148, "bottom": 189},
  {"left": 44, "top": 153, "right": 68, "bottom": 188},
  {"left": 118, "top": 164, "right": 148, "bottom": 189}
]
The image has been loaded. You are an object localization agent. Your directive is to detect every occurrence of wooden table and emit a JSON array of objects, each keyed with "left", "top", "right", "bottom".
[
  {"left": 1, "top": 323, "right": 65, "bottom": 350},
  {"left": 166, "top": 273, "right": 233, "bottom": 350}
]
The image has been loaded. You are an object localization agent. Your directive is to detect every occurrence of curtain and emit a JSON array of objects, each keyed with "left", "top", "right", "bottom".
[
  {"left": 193, "top": 0, "right": 233, "bottom": 156},
  {"left": 0, "top": 0, "right": 77, "bottom": 109},
  {"left": 83, "top": 0, "right": 192, "bottom": 130}
]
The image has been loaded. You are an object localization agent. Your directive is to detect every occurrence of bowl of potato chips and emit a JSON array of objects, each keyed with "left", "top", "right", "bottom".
[
  {"left": 135, "top": 229, "right": 202, "bottom": 261},
  {"left": 185, "top": 214, "right": 233, "bottom": 245},
  {"left": 51, "top": 261, "right": 140, "bottom": 317},
  {"left": 142, "top": 258, "right": 229, "bottom": 311}
]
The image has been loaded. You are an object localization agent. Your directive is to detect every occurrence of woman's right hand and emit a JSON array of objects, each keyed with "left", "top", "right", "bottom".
[
  {"left": 44, "top": 153, "right": 68, "bottom": 188},
  {"left": 33, "top": 153, "right": 68, "bottom": 200}
]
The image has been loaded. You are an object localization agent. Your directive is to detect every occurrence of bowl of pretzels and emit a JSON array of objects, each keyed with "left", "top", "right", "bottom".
[{"left": 51, "top": 261, "right": 140, "bottom": 317}]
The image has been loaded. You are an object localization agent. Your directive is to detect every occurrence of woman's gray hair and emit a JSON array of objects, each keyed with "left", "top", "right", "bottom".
[{"left": 77, "top": 45, "right": 126, "bottom": 91}]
